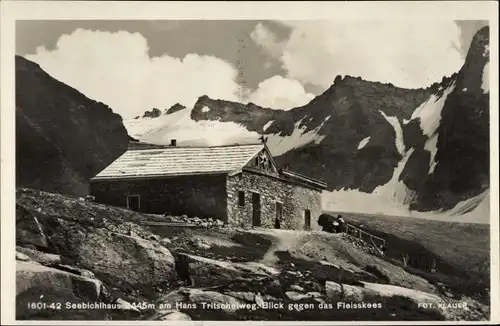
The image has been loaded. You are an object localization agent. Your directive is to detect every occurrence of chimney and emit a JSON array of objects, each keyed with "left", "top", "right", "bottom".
[{"left": 171, "top": 139, "right": 177, "bottom": 147}]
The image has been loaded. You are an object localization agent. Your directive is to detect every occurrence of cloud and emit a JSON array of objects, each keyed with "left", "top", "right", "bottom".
[
  {"left": 26, "top": 29, "right": 242, "bottom": 119},
  {"left": 247, "top": 75, "right": 315, "bottom": 110},
  {"left": 252, "top": 21, "right": 466, "bottom": 89},
  {"left": 250, "top": 22, "right": 285, "bottom": 58}
]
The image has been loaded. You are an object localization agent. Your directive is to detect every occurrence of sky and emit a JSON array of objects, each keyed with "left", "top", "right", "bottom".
[{"left": 16, "top": 20, "right": 488, "bottom": 119}]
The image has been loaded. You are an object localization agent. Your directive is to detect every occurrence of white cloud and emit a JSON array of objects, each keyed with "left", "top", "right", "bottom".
[
  {"left": 26, "top": 22, "right": 468, "bottom": 120},
  {"left": 247, "top": 75, "right": 314, "bottom": 110},
  {"left": 26, "top": 29, "right": 242, "bottom": 119},
  {"left": 250, "top": 22, "right": 285, "bottom": 58},
  {"left": 252, "top": 21, "right": 465, "bottom": 89}
]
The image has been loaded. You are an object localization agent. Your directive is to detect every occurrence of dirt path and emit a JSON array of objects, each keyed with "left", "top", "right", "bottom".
[{"left": 242, "top": 228, "right": 312, "bottom": 265}]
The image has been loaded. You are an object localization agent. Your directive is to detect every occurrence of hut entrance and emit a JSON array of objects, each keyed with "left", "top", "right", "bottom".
[
  {"left": 126, "top": 194, "right": 140, "bottom": 211},
  {"left": 275, "top": 202, "right": 283, "bottom": 229},
  {"left": 252, "top": 192, "right": 261, "bottom": 227}
]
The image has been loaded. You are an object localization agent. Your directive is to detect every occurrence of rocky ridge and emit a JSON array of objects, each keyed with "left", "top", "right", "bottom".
[
  {"left": 15, "top": 56, "right": 129, "bottom": 197},
  {"left": 131, "top": 26, "right": 490, "bottom": 217}
]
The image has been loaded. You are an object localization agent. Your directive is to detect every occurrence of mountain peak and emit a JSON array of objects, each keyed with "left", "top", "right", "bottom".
[
  {"left": 197, "top": 94, "right": 212, "bottom": 102},
  {"left": 165, "top": 103, "right": 186, "bottom": 115},
  {"left": 142, "top": 108, "right": 162, "bottom": 118}
]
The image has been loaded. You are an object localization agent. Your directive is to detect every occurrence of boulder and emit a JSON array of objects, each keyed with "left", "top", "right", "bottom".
[
  {"left": 285, "top": 291, "right": 322, "bottom": 301},
  {"left": 232, "top": 262, "right": 279, "bottom": 277},
  {"left": 16, "top": 261, "right": 113, "bottom": 320},
  {"left": 47, "top": 264, "right": 96, "bottom": 279},
  {"left": 16, "top": 260, "right": 102, "bottom": 301},
  {"left": 184, "top": 288, "right": 244, "bottom": 312},
  {"left": 194, "top": 238, "right": 211, "bottom": 250},
  {"left": 149, "top": 234, "right": 160, "bottom": 241},
  {"left": 303, "top": 280, "right": 323, "bottom": 293},
  {"left": 227, "top": 291, "right": 256, "bottom": 302},
  {"left": 325, "top": 281, "right": 343, "bottom": 300},
  {"left": 324, "top": 280, "right": 478, "bottom": 320},
  {"left": 341, "top": 284, "right": 366, "bottom": 301},
  {"left": 106, "top": 221, "right": 156, "bottom": 241},
  {"left": 183, "top": 254, "right": 245, "bottom": 285},
  {"left": 16, "top": 246, "right": 61, "bottom": 265},
  {"left": 16, "top": 207, "right": 48, "bottom": 248},
  {"left": 326, "top": 281, "right": 378, "bottom": 301},
  {"left": 360, "top": 281, "right": 443, "bottom": 305},
  {"left": 77, "top": 230, "right": 176, "bottom": 286},
  {"left": 149, "top": 289, "right": 189, "bottom": 320},
  {"left": 16, "top": 252, "right": 31, "bottom": 262},
  {"left": 319, "top": 260, "right": 340, "bottom": 269},
  {"left": 359, "top": 281, "right": 470, "bottom": 319},
  {"left": 160, "top": 238, "right": 172, "bottom": 246},
  {"left": 255, "top": 293, "right": 265, "bottom": 308},
  {"left": 306, "top": 291, "right": 322, "bottom": 298},
  {"left": 262, "top": 294, "right": 278, "bottom": 301},
  {"left": 115, "top": 298, "right": 141, "bottom": 317},
  {"left": 286, "top": 291, "right": 311, "bottom": 301},
  {"left": 290, "top": 284, "right": 304, "bottom": 292},
  {"left": 158, "top": 311, "right": 192, "bottom": 321}
]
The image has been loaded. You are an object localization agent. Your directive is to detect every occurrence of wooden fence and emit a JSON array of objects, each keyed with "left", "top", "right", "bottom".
[{"left": 344, "top": 223, "right": 386, "bottom": 248}]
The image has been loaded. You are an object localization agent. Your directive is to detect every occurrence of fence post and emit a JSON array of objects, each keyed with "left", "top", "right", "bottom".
[
  {"left": 430, "top": 258, "right": 436, "bottom": 273},
  {"left": 402, "top": 253, "right": 409, "bottom": 267}
]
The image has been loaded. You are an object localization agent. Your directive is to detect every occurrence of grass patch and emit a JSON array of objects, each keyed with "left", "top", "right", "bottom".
[
  {"left": 327, "top": 211, "right": 490, "bottom": 303},
  {"left": 329, "top": 212, "right": 489, "bottom": 277},
  {"left": 403, "top": 266, "right": 490, "bottom": 304}
]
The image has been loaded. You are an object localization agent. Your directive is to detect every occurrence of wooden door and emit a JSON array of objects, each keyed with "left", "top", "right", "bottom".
[
  {"left": 252, "top": 193, "right": 261, "bottom": 227},
  {"left": 304, "top": 209, "right": 311, "bottom": 230},
  {"left": 275, "top": 202, "right": 283, "bottom": 229},
  {"left": 127, "top": 195, "right": 140, "bottom": 211}
]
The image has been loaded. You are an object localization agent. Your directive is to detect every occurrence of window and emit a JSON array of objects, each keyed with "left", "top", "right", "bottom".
[
  {"left": 238, "top": 191, "right": 245, "bottom": 206},
  {"left": 304, "top": 209, "right": 311, "bottom": 230}
]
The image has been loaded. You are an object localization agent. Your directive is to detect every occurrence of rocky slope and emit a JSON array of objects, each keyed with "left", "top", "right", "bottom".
[
  {"left": 127, "top": 27, "right": 490, "bottom": 220},
  {"left": 15, "top": 188, "right": 489, "bottom": 321},
  {"left": 16, "top": 56, "right": 129, "bottom": 197},
  {"left": 399, "top": 26, "right": 490, "bottom": 212}
]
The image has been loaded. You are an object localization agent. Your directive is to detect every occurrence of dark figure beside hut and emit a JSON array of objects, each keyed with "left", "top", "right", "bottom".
[{"left": 318, "top": 213, "right": 346, "bottom": 233}]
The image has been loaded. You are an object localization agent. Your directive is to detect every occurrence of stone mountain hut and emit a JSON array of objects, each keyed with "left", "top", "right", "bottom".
[{"left": 89, "top": 140, "right": 327, "bottom": 230}]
